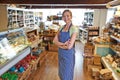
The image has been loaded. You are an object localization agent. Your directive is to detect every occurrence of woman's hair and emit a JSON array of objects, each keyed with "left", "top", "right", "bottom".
[{"left": 62, "top": 9, "right": 72, "bottom": 17}]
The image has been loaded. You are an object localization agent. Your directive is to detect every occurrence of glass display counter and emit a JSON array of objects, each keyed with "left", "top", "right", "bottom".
[{"left": 0, "top": 28, "right": 30, "bottom": 76}]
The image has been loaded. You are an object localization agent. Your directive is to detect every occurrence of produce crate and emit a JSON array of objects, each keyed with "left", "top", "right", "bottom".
[
  {"left": 31, "top": 57, "right": 40, "bottom": 71},
  {"left": 19, "top": 65, "right": 32, "bottom": 80}
]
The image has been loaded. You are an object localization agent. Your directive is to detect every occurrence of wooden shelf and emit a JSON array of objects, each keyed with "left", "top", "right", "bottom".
[
  {"left": 110, "top": 47, "right": 120, "bottom": 56},
  {"left": 79, "top": 27, "right": 88, "bottom": 44},
  {"left": 110, "top": 35, "right": 120, "bottom": 43},
  {"left": 88, "top": 27, "right": 99, "bottom": 42}
]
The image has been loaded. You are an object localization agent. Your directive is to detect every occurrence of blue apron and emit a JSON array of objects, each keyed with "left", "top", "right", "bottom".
[{"left": 58, "top": 24, "right": 75, "bottom": 80}]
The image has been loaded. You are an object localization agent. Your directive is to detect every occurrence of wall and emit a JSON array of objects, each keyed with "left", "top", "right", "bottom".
[
  {"left": 33, "top": 9, "right": 92, "bottom": 26},
  {"left": 93, "top": 9, "right": 107, "bottom": 35},
  {"left": 0, "top": 5, "right": 8, "bottom": 31}
]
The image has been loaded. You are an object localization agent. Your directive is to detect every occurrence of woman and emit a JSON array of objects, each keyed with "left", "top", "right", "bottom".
[{"left": 53, "top": 10, "right": 78, "bottom": 80}]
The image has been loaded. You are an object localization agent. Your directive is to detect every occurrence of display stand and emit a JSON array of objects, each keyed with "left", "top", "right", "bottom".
[
  {"left": 87, "top": 27, "right": 99, "bottom": 42},
  {"left": 110, "top": 35, "right": 120, "bottom": 43},
  {"left": 79, "top": 27, "right": 88, "bottom": 44},
  {"left": 0, "top": 47, "right": 30, "bottom": 76},
  {"left": 0, "top": 28, "right": 31, "bottom": 76},
  {"left": 101, "top": 57, "right": 120, "bottom": 80}
]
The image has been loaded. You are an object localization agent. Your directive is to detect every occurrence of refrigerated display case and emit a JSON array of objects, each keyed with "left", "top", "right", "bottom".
[{"left": 0, "top": 28, "right": 31, "bottom": 76}]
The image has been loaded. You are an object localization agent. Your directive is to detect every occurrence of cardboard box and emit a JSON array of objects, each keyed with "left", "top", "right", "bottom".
[
  {"left": 92, "top": 68, "right": 100, "bottom": 77},
  {"left": 100, "top": 69, "right": 112, "bottom": 76},
  {"left": 93, "top": 54, "right": 101, "bottom": 66},
  {"left": 83, "top": 57, "right": 94, "bottom": 69},
  {"left": 87, "top": 65, "right": 102, "bottom": 75}
]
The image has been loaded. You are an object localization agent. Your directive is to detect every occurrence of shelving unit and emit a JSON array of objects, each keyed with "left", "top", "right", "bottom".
[
  {"left": 110, "top": 35, "right": 120, "bottom": 56},
  {"left": 88, "top": 27, "right": 99, "bottom": 42},
  {"left": 79, "top": 27, "right": 99, "bottom": 43},
  {"left": 79, "top": 27, "right": 88, "bottom": 44},
  {"left": 8, "top": 8, "right": 43, "bottom": 29},
  {"left": 101, "top": 57, "right": 120, "bottom": 80},
  {"left": 110, "top": 35, "right": 120, "bottom": 43},
  {"left": 34, "top": 11, "right": 43, "bottom": 26},
  {"left": 7, "top": 7, "right": 24, "bottom": 29},
  {"left": 109, "top": 13, "right": 120, "bottom": 55},
  {"left": 47, "top": 13, "right": 62, "bottom": 25},
  {"left": 24, "top": 10, "right": 34, "bottom": 27},
  {"left": 101, "top": 6, "right": 120, "bottom": 80},
  {"left": 110, "top": 46, "right": 120, "bottom": 56}
]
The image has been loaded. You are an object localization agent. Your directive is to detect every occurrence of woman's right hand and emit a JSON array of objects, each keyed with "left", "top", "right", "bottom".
[{"left": 64, "top": 39, "right": 71, "bottom": 49}]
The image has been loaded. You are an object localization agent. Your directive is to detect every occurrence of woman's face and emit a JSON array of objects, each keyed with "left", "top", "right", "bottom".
[{"left": 62, "top": 11, "right": 72, "bottom": 24}]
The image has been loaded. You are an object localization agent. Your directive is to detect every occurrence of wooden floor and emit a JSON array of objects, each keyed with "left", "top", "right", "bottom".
[{"left": 27, "top": 41, "right": 92, "bottom": 80}]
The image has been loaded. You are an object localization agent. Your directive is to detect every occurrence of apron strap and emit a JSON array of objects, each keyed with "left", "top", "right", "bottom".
[
  {"left": 60, "top": 23, "right": 75, "bottom": 48},
  {"left": 65, "top": 23, "right": 75, "bottom": 48},
  {"left": 68, "top": 23, "right": 75, "bottom": 48}
]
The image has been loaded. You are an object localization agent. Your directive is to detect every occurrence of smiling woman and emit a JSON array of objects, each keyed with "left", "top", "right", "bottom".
[{"left": 53, "top": 9, "right": 79, "bottom": 80}]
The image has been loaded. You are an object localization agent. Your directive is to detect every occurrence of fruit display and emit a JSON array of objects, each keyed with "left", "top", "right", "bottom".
[{"left": 0, "top": 54, "right": 40, "bottom": 80}]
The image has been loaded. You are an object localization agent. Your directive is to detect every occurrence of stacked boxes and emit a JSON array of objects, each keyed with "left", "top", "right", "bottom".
[
  {"left": 84, "top": 42, "right": 94, "bottom": 57},
  {"left": 83, "top": 42, "right": 95, "bottom": 70},
  {"left": 91, "top": 68, "right": 113, "bottom": 80},
  {"left": 93, "top": 54, "right": 101, "bottom": 66},
  {"left": 84, "top": 53, "right": 102, "bottom": 78},
  {"left": 100, "top": 69, "right": 113, "bottom": 80},
  {"left": 86, "top": 54, "right": 102, "bottom": 74},
  {"left": 83, "top": 57, "right": 94, "bottom": 69},
  {"left": 87, "top": 64, "right": 102, "bottom": 76},
  {"left": 92, "top": 68, "right": 100, "bottom": 80}
]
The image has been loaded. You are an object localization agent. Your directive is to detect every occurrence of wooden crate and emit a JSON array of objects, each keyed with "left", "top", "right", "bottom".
[
  {"left": 19, "top": 65, "right": 32, "bottom": 80},
  {"left": 84, "top": 42, "right": 94, "bottom": 57},
  {"left": 30, "top": 57, "right": 40, "bottom": 71},
  {"left": 92, "top": 68, "right": 100, "bottom": 77},
  {"left": 93, "top": 54, "right": 101, "bottom": 66},
  {"left": 87, "top": 64, "right": 102, "bottom": 75},
  {"left": 83, "top": 57, "right": 94, "bottom": 69}
]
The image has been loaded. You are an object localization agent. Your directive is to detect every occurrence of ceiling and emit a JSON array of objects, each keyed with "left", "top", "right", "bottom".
[{"left": 0, "top": 0, "right": 113, "bottom": 9}]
